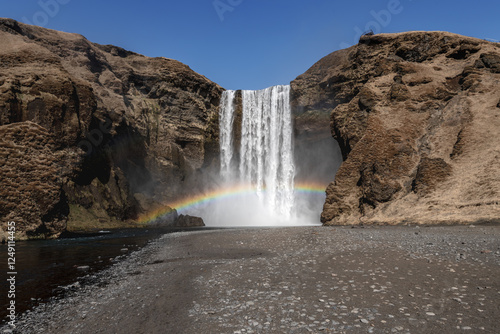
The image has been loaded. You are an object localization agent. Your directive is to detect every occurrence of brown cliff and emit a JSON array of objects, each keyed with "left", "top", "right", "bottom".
[
  {"left": 2, "top": 21, "right": 499, "bottom": 237},
  {"left": 0, "top": 18, "right": 222, "bottom": 239},
  {"left": 292, "top": 31, "right": 500, "bottom": 225}
]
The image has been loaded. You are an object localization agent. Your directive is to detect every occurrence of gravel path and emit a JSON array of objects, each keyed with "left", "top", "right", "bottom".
[{"left": 4, "top": 225, "right": 500, "bottom": 334}]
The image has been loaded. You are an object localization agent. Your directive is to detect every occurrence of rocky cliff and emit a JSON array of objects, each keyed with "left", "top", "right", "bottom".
[
  {"left": 292, "top": 31, "right": 500, "bottom": 225},
  {"left": 2, "top": 20, "right": 499, "bottom": 237},
  {"left": 0, "top": 18, "right": 222, "bottom": 239}
]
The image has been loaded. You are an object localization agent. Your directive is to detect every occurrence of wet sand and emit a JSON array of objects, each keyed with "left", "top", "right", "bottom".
[{"left": 5, "top": 225, "right": 500, "bottom": 334}]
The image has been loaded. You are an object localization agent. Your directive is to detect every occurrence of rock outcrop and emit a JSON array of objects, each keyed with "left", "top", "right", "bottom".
[
  {"left": 292, "top": 31, "right": 500, "bottom": 225},
  {"left": 2, "top": 19, "right": 499, "bottom": 236},
  {"left": 174, "top": 214, "right": 205, "bottom": 227},
  {"left": 0, "top": 18, "right": 222, "bottom": 239}
]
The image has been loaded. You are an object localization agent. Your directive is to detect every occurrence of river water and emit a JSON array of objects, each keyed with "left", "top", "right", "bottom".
[{"left": 0, "top": 227, "right": 197, "bottom": 323}]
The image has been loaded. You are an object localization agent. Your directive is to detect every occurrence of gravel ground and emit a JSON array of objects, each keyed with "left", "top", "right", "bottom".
[{"left": 3, "top": 225, "right": 500, "bottom": 334}]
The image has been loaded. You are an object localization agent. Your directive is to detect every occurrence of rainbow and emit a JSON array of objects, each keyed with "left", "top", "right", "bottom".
[
  {"left": 294, "top": 182, "right": 328, "bottom": 194},
  {"left": 137, "top": 182, "right": 328, "bottom": 224}
]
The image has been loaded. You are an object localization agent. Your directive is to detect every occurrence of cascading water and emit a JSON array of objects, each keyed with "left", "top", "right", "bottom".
[
  {"left": 216, "top": 85, "right": 295, "bottom": 222},
  {"left": 219, "top": 90, "right": 236, "bottom": 181},
  {"left": 182, "top": 84, "right": 329, "bottom": 227},
  {"left": 239, "top": 85, "right": 295, "bottom": 218}
]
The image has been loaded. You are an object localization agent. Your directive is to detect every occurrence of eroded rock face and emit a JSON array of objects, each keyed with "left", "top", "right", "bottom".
[
  {"left": 292, "top": 31, "right": 500, "bottom": 225},
  {"left": 0, "top": 122, "right": 76, "bottom": 239},
  {"left": 3, "top": 20, "right": 499, "bottom": 235},
  {"left": 0, "top": 19, "right": 222, "bottom": 238}
]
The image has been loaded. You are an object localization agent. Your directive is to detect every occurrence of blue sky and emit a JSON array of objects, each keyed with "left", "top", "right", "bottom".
[{"left": 2, "top": 0, "right": 499, "bottom": 90}]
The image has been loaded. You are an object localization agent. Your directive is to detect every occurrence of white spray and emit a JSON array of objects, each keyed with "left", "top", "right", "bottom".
[
  {"left": 183, "top": 85, "right": 323, "bottom": 226},
  {"left": 239, "top": 85, "right": 295, "bottom": 218}
]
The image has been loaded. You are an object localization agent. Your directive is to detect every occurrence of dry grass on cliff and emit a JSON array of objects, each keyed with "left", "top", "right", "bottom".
[{"left": 302, "top": 32, "right": 500, "bottom": 225}]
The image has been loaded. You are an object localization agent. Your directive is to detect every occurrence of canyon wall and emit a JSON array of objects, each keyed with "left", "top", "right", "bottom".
[
  {"left": 0, "top": 18, "right": 222, "bottom": 239},
  {"left": 2, "top": 19, "right": 499, "bottom": 238},
  {"left": 292, "top": 31, "right": 500, "bottom": 225}
]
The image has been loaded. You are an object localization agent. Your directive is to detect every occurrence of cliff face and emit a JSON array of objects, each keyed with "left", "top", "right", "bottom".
[
  {"left": 2, "top": 21, "right": 499, "bottom": 236},
  {"left": 0, "top": 18, "right": 222, "bottom": 239},
  {"left": 292, "top": 31, "right": 500, "bottom": 225}
]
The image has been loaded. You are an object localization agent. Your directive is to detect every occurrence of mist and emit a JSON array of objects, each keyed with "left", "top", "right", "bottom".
[{"left": 176, "top": 86, "right": 344, "bottom": 227}]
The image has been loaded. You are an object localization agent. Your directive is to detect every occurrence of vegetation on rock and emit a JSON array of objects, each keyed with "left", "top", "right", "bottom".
[
  {"left": 0, "top": 18, "right": 222, "bottom": 239},
  {"left": 292, "top": 31, "right": 500, "bottom": 225}
]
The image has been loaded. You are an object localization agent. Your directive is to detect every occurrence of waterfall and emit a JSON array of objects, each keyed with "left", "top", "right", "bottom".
[
  {"left": 219, "top": 90, "right": 236, "bottom": 181},
  {"left": 219, "top": 85, "right": 295, "bottom": 219},
  {"left": 177, "top": 85, "right": 334, "bottom": 226}
]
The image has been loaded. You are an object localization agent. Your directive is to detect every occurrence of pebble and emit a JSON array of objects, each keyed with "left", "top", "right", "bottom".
[
  {"left": 5, "top": 226, "right": 500, "bottom": 334},
  {"left": 76, "top": 266, "right": 90, "bottom": 272}
]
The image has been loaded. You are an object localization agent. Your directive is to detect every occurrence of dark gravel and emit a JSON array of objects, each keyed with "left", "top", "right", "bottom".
[{"left": 3, "top": 225, "right": 500, "bottom": 334}]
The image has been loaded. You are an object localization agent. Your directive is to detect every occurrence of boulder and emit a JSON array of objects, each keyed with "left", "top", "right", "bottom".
[{"left": 174, "top": 214, "right": 205, "bottom": 227}]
